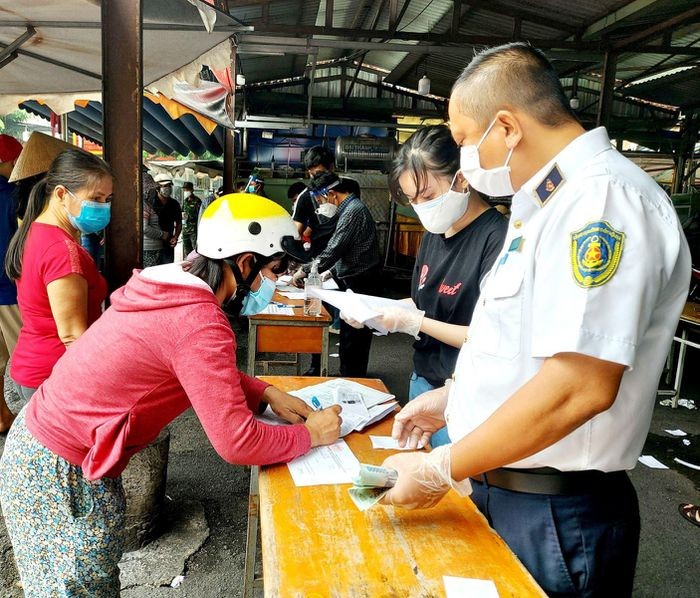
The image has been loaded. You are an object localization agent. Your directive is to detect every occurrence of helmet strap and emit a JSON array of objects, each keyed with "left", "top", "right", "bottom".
[{"left": 224, "top": 255, "right": 263, "bottom": 317}]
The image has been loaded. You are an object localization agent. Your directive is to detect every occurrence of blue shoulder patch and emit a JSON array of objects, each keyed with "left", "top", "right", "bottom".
[
  {"left": 534, "top": 163, "right": 564, "bottom": 205},
  {"left": 570, "top": 221, "right": 625, "bottom": 288}
]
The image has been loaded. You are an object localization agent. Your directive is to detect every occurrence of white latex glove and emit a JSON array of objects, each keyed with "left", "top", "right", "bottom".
[
  {"left": 292, "top": 268, "right": 307, "bottom": 288},
  {"left": 392, "top": 383, "right": 449, "bottom": 449},
  {"left": 380, "top": 445, "right": 472, "bottom": 509},
  {"left": 340, "top": 310, "right": 364, "bottom": 329},
  {"left": 367, "top": 305, "right": 425, "bottom": 339},
  {"left": 320, "top": 270, "right": 333, "bottom": 281}
]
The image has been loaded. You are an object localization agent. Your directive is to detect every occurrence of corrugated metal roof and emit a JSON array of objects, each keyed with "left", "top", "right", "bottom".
[{"left": 230, "top": 0, "right": 700, "bottom": 136}]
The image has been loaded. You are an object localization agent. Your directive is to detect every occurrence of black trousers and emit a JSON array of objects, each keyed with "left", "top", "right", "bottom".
[{"left": 337, "top": 268, "right": 380, "bottom": 377}]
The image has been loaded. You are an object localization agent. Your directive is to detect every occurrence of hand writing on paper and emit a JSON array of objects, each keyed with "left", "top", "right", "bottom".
[
  {"left": 304, "top": 405, "right": 343, "bottom": 447},
  {"left": 263, "top": 387, "right": 312, "bottom": 424}
]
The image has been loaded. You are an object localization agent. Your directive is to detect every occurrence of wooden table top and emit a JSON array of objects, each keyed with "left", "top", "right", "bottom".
[
  {"left": 249, "top": 293, "right": 331, "bottom": 323},
  {"left": 257, "top": 376, "right": 545, "bottom": 598},
  {"left": 680, "top": 301, "right": 700, "bottom": 326}
]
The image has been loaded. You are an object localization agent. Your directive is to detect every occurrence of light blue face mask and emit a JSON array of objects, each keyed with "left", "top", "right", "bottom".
[
  {"left": 240, "top": 273, "right": 276, "bottom": 316},
  {"left": 65, "top": 189, "right": 111, "bottom": 234}
]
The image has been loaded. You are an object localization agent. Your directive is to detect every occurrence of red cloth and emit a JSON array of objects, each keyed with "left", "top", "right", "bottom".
[
  {"left": 11, "top": 222, "right": 107, "bottom": 387},
  {"left": 0, "top": 134, "right": 22, "bottom": 163},
  {"left": 25, "top": 268, "right": 311, "bottom": 480}
]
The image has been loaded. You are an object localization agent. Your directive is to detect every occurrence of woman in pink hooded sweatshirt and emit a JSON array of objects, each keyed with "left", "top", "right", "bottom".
[{"left": 0, "top": 194, "right": 341, "bottom": 597}]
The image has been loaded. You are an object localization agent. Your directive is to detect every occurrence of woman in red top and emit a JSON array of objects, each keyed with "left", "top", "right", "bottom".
[{"left": 5, "top": 149, "right": 111, "bottom": 399}]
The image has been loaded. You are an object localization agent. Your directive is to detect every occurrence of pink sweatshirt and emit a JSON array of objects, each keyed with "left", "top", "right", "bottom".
[{"left": 25, "top": 266, "right": 311, "bottom": 480}]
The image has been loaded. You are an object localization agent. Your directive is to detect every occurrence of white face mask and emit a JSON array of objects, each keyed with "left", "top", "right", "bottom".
[
  {"left": 411, "top": 175, "right": 469, "bottom": 234},
  {"left": 459, "top": 118, "right": 515, "bottom": 197},
  {"left": 315, "top": 202, "right": 338, "bottom": 218},
  {"left": 183, "top": 190, "right": 192, "bottom": 199}
]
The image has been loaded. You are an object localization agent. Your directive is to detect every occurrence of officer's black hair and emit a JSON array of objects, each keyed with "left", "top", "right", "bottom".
[
  {"left": 304, "top": 146, "right": 335, "bottom": 171},
  {"left": 388, "top": 125, "right": 459, "bottom": 205},
  {"left": 452, "top": 42, "right": 578, "bottom": 128},
  {"left": 287, "top": 181, "right": 307, "bottom": 199}
]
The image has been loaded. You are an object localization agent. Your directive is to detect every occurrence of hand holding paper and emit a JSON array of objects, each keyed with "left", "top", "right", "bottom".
[{"left": 368, "top": 305, "right": 425, "bottom": 339}]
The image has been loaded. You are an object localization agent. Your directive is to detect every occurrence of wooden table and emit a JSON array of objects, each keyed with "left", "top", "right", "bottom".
[
  {"left": 247, "top": 295, "right": 331, "bottom": 376},
  {"left": 246, "top": 376, "right": 544, "bottom": 598},
  {"left": 660, "top": 301, "right": 700, "bottom": 408}
]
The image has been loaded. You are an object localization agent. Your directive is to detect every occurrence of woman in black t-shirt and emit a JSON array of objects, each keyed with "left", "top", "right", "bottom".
[{"left": 346, "top": 125, "right": 507, "bottom": 446}]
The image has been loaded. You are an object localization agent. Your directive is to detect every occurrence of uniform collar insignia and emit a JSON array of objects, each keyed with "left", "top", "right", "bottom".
[{"left": 534, "top": 163, "right": 565, "bottom": 206}]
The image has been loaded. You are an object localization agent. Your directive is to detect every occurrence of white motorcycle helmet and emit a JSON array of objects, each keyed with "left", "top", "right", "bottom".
[
  {"left": 196, "top": 193, "right": 308, "bottom": 315},
  {"left": 197, "top": 193, "right": 304, "bottom": 260}
]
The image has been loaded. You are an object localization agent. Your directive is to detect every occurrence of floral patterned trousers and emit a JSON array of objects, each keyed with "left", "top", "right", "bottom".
[{"left": 0, "top": 408, "right": 125, "bottom": 597}]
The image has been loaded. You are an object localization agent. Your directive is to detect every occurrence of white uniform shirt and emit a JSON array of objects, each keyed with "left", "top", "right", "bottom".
[{"left": 445, "top": 127, "right": 691, "bottom": 471}]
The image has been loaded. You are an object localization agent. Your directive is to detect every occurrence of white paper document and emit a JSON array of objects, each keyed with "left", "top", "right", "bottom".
[
  {"left": 443, "top": 576, "right": 500, "bottom": 598},
  {"left": 257, "top": 379, "right": 397, "bottom": 437},
  {"left": 664, "top": 428, "right": 688, "bottom": 437},
  {"left": 370, "top": 435, "right": 424, "bottom": 450},
  {"left": 259, "top": 304, "right": 295, "bottom": 315},
  {"left": 638, "top": 455, "right": 668, "bottom": 469},
  {"left": 306, "top": 289, "right": 418, "bottom": 334},
  {"left": 278, "top": 290, "right": 305, "bottom": 299},
  {"left": 287, "top": 439, "right": 360, "bottom": 486}
]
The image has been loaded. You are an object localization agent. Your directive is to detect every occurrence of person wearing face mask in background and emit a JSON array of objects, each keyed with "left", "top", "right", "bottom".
[
  {"left": 293, "top": 172, "right": 380, "bottom": 377},
  {"left": 4, "top": 149, "right": 112, "bottom": 402},
  {"left": 291, "top": 145, "right": 361, "bottom": 258},
  {"left": 0, "top": 193, "right": 342, "bottom": 596},
  {"left": 152, "top": 173, "right": 182, "bottom": 265},
  {"left": 378, "top": 43, "right": 691, "bottom": 597},
  {"left": 181, "top": 181, "right": 202, "bottom": 256},
  {"left": 342, "top": 125, "right": 506, "bottom": 447}
]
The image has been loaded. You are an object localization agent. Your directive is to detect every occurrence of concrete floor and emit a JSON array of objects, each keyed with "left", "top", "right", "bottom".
[{"left": 1, "top": 286, "right": 699, "bottom": 597}]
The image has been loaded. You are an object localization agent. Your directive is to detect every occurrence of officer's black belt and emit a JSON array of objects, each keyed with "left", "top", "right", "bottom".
[{"left": 470, "top": 467, "right": 628, "bottom": 496}]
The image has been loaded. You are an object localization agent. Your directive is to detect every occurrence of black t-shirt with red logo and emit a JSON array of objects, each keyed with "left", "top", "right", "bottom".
[{"left": 411, "top": 208, "right": 507, "bottom": 386}]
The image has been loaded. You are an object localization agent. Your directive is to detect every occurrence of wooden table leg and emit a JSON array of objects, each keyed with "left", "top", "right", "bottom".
[
  {"left": 320, "top": 325, "right": 329, "bottom": 377},
  {"left": 247, "top": 321, "right": 257, "bottom": 375},
  {"left": 243, "top": 465, "right": 262, "bottom": 597}
]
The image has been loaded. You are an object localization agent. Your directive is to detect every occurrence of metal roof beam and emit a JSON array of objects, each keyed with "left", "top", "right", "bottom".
[
  {"left": 0, "top": 20, "right": 252, "bottom": 31},
  {"left": 0, "top": 41, "right": 101, "bottom": 79},
  {"left": 0, "top": 25, "right": 35, "bottom": 63},
  {"left": 612, "top": 5, "right": 700, "bottom": 50},
  {"left": 463, "top": 0, "right": 579, "bottom": 35},
  {"left": 579, "top": 0, "right": 658, "bottom": 39}
]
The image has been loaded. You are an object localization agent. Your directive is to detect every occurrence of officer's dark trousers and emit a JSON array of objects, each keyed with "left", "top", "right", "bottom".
[
  {"left": 337, "top": 268, "right": 380, "bottom": 377},
  {"left": 471, "top": 473, "right": 640, "bottom": 598}
]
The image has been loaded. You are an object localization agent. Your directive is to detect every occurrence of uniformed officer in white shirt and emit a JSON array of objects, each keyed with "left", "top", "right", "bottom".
[{"left": 379, "top": 43, "right": 691, "bottom": 597}]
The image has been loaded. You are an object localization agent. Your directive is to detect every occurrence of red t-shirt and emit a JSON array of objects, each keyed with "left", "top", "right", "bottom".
[{"left": 11, "top": 222, "right": 107, "bottom": 388}]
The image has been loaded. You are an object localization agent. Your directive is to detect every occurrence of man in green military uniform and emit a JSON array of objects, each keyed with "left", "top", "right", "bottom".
[{"left": 181, "top": 181, "right": 202, "bottom": 256}]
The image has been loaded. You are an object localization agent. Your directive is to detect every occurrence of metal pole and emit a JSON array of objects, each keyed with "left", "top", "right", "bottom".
[
  {"left": 102, "top": 0, "right": 142, "bottom": 292},
  {"left": 596, "top": 50, "right": 617, "bottom": 128},
  {"left": 223, "top": 39, "right": 237, "bottom": 193},
  {"left": 306, "top": 53, "right": 317, "bottom": 125}
]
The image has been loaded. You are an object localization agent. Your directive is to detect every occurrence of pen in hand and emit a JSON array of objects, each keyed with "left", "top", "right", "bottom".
[{"left": 311, "top": 396, "right": 322, "bottom": 411}]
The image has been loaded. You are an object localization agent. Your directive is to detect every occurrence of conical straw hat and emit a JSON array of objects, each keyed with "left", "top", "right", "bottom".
[{"left": 9, "top": 132, "right": 78, "bottom": 182}]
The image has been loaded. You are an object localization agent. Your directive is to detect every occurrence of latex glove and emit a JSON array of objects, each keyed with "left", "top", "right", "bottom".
[
  {"left": 392, "top": 383, "right": 449, "bottom": 449},
  {"left": 340, "top": 310, "right": 364, "bottom": 329},
  {"left": 320, "top": 270, "right": 333, "bottom": 282},
  {"left": 380, "top": 445, "right": 472, "bottom": 509},
  {"left": 292, "top": 268, "right": 307, "bottom": 288},
  {"left": 367, "top": 306, "right": 424, "bottom": 339}
]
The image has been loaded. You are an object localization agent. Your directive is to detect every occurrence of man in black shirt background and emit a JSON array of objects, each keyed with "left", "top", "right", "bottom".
[{"left": 292, "top": 146, "right": 360, "bottom": 257}]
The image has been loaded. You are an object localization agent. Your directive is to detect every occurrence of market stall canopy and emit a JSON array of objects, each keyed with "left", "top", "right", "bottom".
[
  {"left": 147, "top": 158, "right": 224, "bottom": 178},
  {"left": 0, "top": 0, "right": 247, "bottom": 115}
]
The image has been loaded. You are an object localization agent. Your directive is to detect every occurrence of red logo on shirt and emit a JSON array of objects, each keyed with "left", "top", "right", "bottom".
[
  {"left": 418, "top": 265, "right": 429, "bottom": 290},
  {"left": 438, "top": 281, "right": 462, "bottom": 296}
]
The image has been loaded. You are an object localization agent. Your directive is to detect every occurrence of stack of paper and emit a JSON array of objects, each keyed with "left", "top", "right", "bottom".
[
  {"left": 256, "top": 379, "right": 397, "bottom": 437},
  {"left": 287, "top": 440, "right": 360, "bottom": 486},
  {"left": 290, "top": 379, "right": 398, "bottom": 435}
]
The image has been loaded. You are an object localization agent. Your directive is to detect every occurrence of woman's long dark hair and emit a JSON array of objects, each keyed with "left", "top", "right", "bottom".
[
  {"left": 5, "top": 149, "right": 112, "bottom": 280},
  {"left": 388, "top": 125, "right": 460, "bottom": 205}
]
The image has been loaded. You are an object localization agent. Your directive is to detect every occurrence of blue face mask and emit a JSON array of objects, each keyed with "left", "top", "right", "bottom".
[
  {"left": 65, "top": 190, "right": 111, "bottom": 234},
  {"left": 240, "top": 273, "right": 276, "bottom": 316}
]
